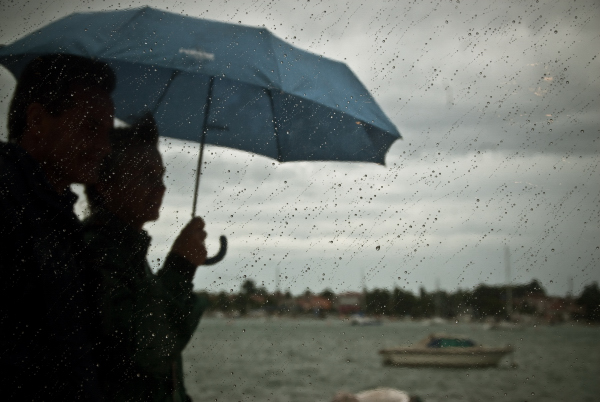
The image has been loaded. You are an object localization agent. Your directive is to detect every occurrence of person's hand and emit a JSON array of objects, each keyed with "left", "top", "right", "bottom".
[{"left": 171, "top": 217, "right": 207, "bottom": 266}]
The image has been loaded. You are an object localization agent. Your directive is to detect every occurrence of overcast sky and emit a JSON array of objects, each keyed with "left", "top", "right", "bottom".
[{"left": 1, "top": 0, "right": 598, "bottom": 296}]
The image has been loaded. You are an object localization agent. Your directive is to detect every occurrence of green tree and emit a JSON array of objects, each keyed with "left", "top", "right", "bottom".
[
  {"left": 213, "top": 291, "right": 230, "bottom": 311},
  {"left": 577, "top": 282, "right": 600, "bottom": 322},
  {"left": 232, "top": 293, "right": 249, "bottom": 315},
  {"left": 446, "top": 289, "right": 470, "bottom": 318},
  {"left": 391, "top": 287, "right": 417, "bottom": 317},
  {"left": 241, "top": 279, "right": 257, "bottom": 296},
  {"left": 320, "top": 288, "right": 335, "bottom": 300},
  {"left": 411, "top": 287, "right": 435, "bottom": 318},
  {"left": 365, "top": 288, "right": 391, "bottom": 315},
  {"left": 469, "top": 285, "right": 504, "bottom": 318},
  {"left": 513, "top": 279, "right": 546, "bottom": 298}
]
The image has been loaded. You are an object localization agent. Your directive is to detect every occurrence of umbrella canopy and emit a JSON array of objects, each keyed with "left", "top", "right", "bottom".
[
  {"left": 0, "top": 6, "right": 401, "bottom": 164},
  {"left": 0, "top": 7, "right": 402, "bottom": 264}
]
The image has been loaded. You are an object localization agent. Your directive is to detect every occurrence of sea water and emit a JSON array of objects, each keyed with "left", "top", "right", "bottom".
[{"left": 183, "top": 318, "right": 599, "bottom": 401}]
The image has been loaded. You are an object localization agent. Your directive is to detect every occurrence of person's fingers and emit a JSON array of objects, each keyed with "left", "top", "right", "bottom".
[
  {"left": 187, "top": 218, "right": 207, "bottom": 241},
  {"left": 170, "top": 218, "right": 209, "bottom": 266},
  {"left": 189, "top": 216, "right": 205, "bottom": 229}
]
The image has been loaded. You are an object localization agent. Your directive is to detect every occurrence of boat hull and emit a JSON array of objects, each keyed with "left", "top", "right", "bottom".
[{"left": 379, "top": 347, "right": 513, "bottom": 368}]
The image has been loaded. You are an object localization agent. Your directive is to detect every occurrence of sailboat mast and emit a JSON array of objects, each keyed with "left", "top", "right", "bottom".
[
  {"left": 435, "top": 278, "right": 441, "bottom": 318},
  {"left": 568, "top": 277, "right": 573, "bottom": 298},
  {"left": 361, "top": 268, "right": 366, "bottom": 293},
  {"left": 505, "top": 245, "right": 512, "bottom": 318}
]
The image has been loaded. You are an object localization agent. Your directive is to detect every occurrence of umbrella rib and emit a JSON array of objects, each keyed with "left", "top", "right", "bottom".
[
  {"left": 265, "top": 88, "right": 283, "bottom": 162},
  {"left": 151, "top": 70, "right": 180, "bottom": 115},
  {"left": 191, "top": 75, "right": 215, "bottom": 217},
  {"left": 266, "top": 31, "right": 283, "bottom": 88}
]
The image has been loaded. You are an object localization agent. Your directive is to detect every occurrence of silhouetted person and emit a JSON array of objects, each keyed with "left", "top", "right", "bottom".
[
  {"left": 0, "top": 54, "right": 115, "bottom": 400},
  {"left": 83, "top": 115, "right": 208, "bottom": 401}
]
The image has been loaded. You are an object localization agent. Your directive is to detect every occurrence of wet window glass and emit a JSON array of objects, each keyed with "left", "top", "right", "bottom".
[{"left": 0, "top": 1, "right": 598, "bottom": 401}]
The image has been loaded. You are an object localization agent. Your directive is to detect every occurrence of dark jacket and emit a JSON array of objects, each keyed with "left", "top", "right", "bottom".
[
  {"left": 82, "top": 210, "right": 206, "bottom": 402},
  {"left": 0, "top": 142, "right": 103, "bottom": 401}
]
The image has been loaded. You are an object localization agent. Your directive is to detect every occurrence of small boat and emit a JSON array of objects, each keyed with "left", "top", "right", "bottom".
[
  {"left": 350, "top": 314, "right": 382, "bottom": 326},
  {"left": 483, "top": 321, "right": 523, "bottom": 331},
  {"left": 420, "top": 316, "right": 447, "bottom": 326},
  {"left": 332, "top": 387, "right": 421, "bottom": 402},
  {"left": 379, "top": 333, "right": 514, "bottom": 368}
]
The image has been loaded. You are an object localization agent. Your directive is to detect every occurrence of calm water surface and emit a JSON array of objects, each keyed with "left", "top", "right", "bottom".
[{"left": 183, "top": 318, "right": 599, "bottom": 402}]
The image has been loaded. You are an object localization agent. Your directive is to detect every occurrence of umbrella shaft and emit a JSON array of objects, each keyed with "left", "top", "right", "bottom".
[{"left": 192, "top": 76, "right": 215, "bottom": 217}]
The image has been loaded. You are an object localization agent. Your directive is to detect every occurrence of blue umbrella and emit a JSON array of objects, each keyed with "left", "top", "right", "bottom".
[{"left": 0, "top": 6, "right": 401, "bottom": 263}]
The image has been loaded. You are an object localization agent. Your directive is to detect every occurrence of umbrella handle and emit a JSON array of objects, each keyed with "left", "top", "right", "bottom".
[{"left": 204, "top": 235, "right": 227, "bottom": 265}]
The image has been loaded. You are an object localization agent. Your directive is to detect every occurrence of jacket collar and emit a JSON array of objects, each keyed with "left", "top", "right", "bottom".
[{"left": 0, "top": 142, "right": 78, "bottom": 212}]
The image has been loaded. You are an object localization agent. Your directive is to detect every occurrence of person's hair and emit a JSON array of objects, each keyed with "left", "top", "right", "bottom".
[
  {"left": 8, "top": 53, "right": 117, "bottom": 143},
  {"left": 85, "top": 113, "right": 160, "bottom": 213}
]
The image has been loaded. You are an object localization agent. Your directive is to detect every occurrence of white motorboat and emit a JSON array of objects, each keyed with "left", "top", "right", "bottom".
[
  {"left": 332, "top": 387, "right": 419, "bottom": 402},
  {"left": 350, "top": 314, "right": 382, "bottom": 326},
  {"left": 483, "top": 321, "right": 523, "bottom": 331},
  {"left": 379, "top": 333, "right": 514, "bottom": 368}
]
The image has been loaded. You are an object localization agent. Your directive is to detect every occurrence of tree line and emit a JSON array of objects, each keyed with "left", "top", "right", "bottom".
[{"left": 195, "top": 279, "right": 600, "bottom": 322}]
